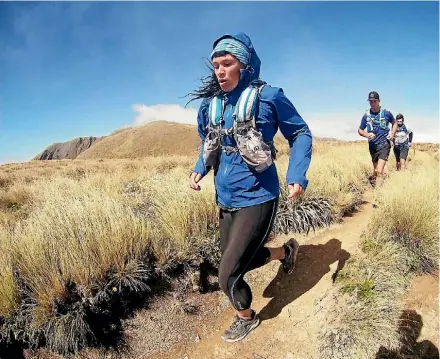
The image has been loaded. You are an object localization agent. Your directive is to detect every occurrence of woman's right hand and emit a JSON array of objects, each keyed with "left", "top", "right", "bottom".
[{"left": 189, "top": 172, "right": 203, "bottom": 191}]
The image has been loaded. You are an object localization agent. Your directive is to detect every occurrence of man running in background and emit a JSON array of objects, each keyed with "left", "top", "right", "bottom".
[
  {"left": 392, "top": 113, "right": 413, "bottom": 171},
  {"left": 358, "top": 91, "right": 397, "bottom": 188}
]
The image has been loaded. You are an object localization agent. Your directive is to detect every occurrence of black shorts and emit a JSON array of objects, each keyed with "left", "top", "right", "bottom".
[
  {"left": 393, "top": 146, "right": 409, "bottom": 161},
  {"left": 369, "top": 143, "right": 391, "bottom": 163}
]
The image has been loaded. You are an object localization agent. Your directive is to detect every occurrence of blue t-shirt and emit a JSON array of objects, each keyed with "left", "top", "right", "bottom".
[{"left": 359, "top": 108, "right": 395, "bottom": 149}]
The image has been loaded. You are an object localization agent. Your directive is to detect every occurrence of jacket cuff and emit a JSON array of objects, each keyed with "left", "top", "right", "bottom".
[{"left": 286, "top": 175, "right": 309, "bottom": 191}]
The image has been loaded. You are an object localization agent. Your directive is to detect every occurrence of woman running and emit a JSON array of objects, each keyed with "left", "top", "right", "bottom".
[{"left": 187, "top": 32, "right": 313, "bottom": 342}]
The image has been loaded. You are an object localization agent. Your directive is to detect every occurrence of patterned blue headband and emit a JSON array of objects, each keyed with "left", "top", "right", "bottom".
[{"left": 211, "top": 38, "right": 250, "bottom": 67}]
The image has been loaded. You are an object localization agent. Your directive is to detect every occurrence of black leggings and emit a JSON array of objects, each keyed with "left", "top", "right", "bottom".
[{"left": 218, "top": 198, "right": 278, "bottom": 311}]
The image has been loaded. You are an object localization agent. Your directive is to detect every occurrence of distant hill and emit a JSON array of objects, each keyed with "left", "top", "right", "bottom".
[
  {"left": 77, "top": 121, "right": 201, "bottom": 159},
  {"left": 33, "top": 136, "right": 103, "bottom": 160},
  {"left": 33, "top": 121, "right": 439, "bottom": 162},
  {"left": 412, "top": 142, "right": 439, "bottom": 153}
]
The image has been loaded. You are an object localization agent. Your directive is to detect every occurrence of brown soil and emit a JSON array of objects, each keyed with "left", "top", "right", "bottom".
[{"left": 403, "top": 273, "right": 439, "bottom": 349}]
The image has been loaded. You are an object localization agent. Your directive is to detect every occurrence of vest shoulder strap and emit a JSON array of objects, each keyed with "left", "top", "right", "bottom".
[
  {"left": 234, "top": 84, "right": 265, "bottom": 125},
  {"left": 208, "top": 83, "right": 266, "bottom": 128},
  {"left": 365, "top": 109, "right": 372, "bottom": 121},
  {"left": 365, "top": 108, "right": 386, "bottom": 121},
  {"left": 208, "top": 96, "right": 223, "bottom": 127}
]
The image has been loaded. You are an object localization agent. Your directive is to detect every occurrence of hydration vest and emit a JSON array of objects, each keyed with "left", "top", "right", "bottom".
[
  {"left": 202, "top": 83, "right": 276, "bottom": 173},
  {"left": 394, "top": 124, "right": 412, "bottom": 146},
  {"left": 365, "top": 108, "right": 387, "bottom": 133}
]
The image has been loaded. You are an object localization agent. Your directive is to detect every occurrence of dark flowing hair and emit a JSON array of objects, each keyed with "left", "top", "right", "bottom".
[
  {"left": 184, "top": 54, "right": 228, "bottom": 107},
  {"left": 184, "top": 51, "right": 262, "bottom": 107}
]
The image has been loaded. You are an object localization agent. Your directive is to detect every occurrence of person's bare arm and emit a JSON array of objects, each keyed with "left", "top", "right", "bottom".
[{"left": 358, "top": 127, "right": 375, "bottom": 140}]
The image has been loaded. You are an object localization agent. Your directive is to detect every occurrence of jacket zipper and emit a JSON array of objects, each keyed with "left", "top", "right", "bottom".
[
  {"left": 218, "top": 95, "right": 231, "bottom": 206},
  {"left": 221, "top": 96, "right": 229, "bottom": 178}
]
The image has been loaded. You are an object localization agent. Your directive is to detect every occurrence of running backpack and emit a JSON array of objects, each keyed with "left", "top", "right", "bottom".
[
  {"left": 394, "top": 124, "right": 412, "bottom": 146},
  {"left": 202, "top": 83, "right": 276, "bottom": 173},
  {"left": 365, "top": 108, "right": 387, "bottom": 133}
]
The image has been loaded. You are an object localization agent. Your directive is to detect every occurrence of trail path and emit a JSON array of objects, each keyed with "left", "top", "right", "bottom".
[
  {"left": 149, "top": 191, "right": 375, "bottom": 359},
  {"left": 37, "top": 190, "right": 437, "bottom": 359}
]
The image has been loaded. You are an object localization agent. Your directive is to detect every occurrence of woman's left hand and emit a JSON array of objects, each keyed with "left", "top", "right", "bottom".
[{"left": 287, "top": 183, "right": 304, "bottom": 199}]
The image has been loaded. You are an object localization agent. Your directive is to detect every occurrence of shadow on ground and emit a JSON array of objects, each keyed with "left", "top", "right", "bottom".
[
  {"left": 0, "top": 335, "right": 25, "bottom": 359},
  {"left": 375, "top": 310, "right": 439, "bottom": 359},
  {"left": 259, "top": 238, "right": 350, "bottom": 321}
]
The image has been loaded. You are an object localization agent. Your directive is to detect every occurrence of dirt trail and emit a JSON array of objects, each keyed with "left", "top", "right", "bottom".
[
  {"left": 26, "top": 193, "right": 375, "bottom": 359},
  {"left": 148, "top": 191, "right": 376, "bottom": 359},
  {"left": 32, "top": 190, "right": 437, "bottom": 359}
]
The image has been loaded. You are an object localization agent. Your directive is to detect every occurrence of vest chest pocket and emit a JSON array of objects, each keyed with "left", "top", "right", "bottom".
[{"left": 203, "top": 83, "right": 276, "bottom": 173}]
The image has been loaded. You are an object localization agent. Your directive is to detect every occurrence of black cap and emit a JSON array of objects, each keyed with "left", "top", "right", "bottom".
[{"left": 368, "top": 91, "right": 380, "bottom": 101}]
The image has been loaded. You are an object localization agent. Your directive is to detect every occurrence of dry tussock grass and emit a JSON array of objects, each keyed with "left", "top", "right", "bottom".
[
  {"left": 0, "top": 156, "right": 220, "bottom": 355},
  {"left": 277, "top": 142, "right": 371, "bottom": 219},
  {"left": 6, "top": 182, "right": 155, "bottom": 354},
  {"left": 0, "top": 226, "right": 17, "bottom": 320},
  {"left": 318, "top": 153, "right": 439, "bottom": 359},
  {"left": 0, "top": 142, "right": 379, "bottom": 355},
  {"left": 371, "top": 163, "right": 439, "bottom": 272}
]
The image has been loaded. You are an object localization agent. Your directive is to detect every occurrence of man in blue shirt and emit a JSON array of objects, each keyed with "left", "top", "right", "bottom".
[
  {"left": 358, "top": 91, "right": 397, "bottom": 188},
  {"left": 392, "top": 113, "right": 413, "bottom": 171}
]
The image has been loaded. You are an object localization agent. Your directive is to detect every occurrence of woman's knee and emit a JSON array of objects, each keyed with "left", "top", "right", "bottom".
[
  {"left": 218, "top": 263, "right": 234, "bottom": 294},
  {"left": 218, "top": 271, "right": 228, "bottom": 293}
]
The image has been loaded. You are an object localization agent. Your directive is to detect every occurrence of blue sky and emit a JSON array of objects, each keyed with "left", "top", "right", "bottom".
[{"left": 0, "top": 1, "right": 438, "bottom": 164}]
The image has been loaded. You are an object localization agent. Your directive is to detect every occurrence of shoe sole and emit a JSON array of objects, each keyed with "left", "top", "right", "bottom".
[
  {"left": 285, "top": 238, "right": 300, "bottom": 275},
  {"left": 220, "top": 315, "right": 261, "bottom": 343}
]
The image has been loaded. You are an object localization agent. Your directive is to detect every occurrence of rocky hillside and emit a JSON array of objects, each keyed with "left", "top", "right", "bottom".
[
  {"left": 33, "top": 136, "right": 103, "bottom": 160},
  {"left": 33, "top": 121, "right": 439, "bottom": 162}
]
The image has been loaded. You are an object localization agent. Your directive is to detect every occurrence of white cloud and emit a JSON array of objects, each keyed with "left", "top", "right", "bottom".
[
  {"left": 131, "top": 104, "right": 198, "bottom": 127},
  {"left": 305, "top": 114, "right": 358, "bottom": 141}
]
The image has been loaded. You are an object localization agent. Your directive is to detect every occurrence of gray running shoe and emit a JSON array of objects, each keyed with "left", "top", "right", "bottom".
[
  {"left": 281, "top": 238, "right": 300, "bottom": 274},
  {"left": 221, "top": 310, "right": 260, "bottom": 342}
]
